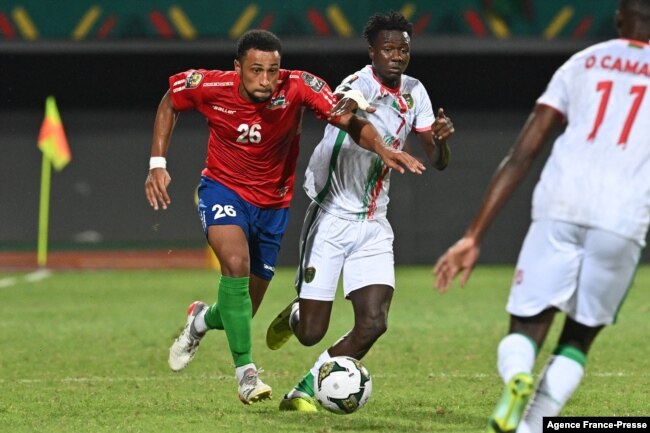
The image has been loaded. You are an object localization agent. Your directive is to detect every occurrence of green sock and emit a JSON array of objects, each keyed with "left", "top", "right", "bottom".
[
  {"left": 203, "top": 303, "right": 224, "bottom": 330},
  {"left": 217, "top": 276, "right": 253, "bottom": 367},
  {"left": 296, "top": 371, "right": 315, "bottom": 397}
]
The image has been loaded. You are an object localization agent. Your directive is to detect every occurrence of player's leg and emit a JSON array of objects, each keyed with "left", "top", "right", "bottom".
[
  {"left": 249, "top": 274, "right": 270, "bottom": 316},
  {"left": 168, "top": 226, "right": 251, "bottom": 373},
  {"left": 197, "top": 262, "right": 271, "bottom": 335},
  {"left": 488, "top": 220, "right": 582, "bottom": 433},
  {"left": 276, "top": 205, "right": 346, "bottom": 411},
  {"left": 517, "top": 319, "right": 601, "bottom": 433},
  {"left": 280, "top": 218, "right": 395, "bottom": 412},
  {"left": 327, "top": 217, "right": 395, "bottom": 359},
  {"left": 232, "top": 202, "right": 289, "bottom": 404},
  {"left": 487, "top": 311, "right": 553, "bottom": 433},
  {"left": 168, "top": 177, "right": 251, "bottom": 372},
  {"left": 518, "top": 227, "right": 640, "bottom": 432},
  {"left": 267, "top": 202, "right": 340, "bottom": 350},
  {"left": 328, "top": 284, "right": 393, "bottom": 359}
]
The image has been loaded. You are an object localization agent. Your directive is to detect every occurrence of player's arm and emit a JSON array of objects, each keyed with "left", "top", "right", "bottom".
[
  {"left": 144, "top": 90, "right": 179, "bottom": 210},
  {"left": 417, "top": 107, "right": 454, "bottom": 171},
  {"left": 334, "top": 113, "right": 425, "bottom": 175},
  {"left": 433, "top": 103, "right": 561, "bottom": 292}
]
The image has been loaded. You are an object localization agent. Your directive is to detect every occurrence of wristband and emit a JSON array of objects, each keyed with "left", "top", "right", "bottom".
[
  {"left": 342, "top": 89, "right": 370, "bottom": 111},
  {"left": 149, "top": 156, "right": 167, "bottom": 170}
]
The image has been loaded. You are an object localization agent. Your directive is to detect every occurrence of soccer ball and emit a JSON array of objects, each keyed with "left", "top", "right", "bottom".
[{"left": 314, "top": 356, "right": 372, "bottom": 414}]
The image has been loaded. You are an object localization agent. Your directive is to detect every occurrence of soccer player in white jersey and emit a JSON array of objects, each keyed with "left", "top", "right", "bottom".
[
  {"left": 434, "top": 1, "right": 650, "bottom": 431},
  {"left": 266, "top": 11, "right": 455, "bottom": 412}
]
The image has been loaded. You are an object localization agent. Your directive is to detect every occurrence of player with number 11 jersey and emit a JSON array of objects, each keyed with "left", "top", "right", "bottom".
[{"left": 534, "top": 38, "right": 650, "bottom": 243}]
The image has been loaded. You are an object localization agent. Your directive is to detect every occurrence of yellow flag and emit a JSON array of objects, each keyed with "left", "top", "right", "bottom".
[{"left": 37, "top": 96, "right": 71, "bottom": 171}]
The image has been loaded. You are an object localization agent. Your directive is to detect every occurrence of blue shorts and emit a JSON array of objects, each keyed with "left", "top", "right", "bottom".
[{"left": 197, "top": 176, "right": 289, "bottom": 280}]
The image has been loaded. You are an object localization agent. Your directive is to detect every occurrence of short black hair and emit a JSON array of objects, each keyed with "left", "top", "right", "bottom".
[
  {"left": 363, "top": 11, "right": 413, "bottom": 46},
  {"left": 236, "top": 29, "right": 282, "bottom": 61}
]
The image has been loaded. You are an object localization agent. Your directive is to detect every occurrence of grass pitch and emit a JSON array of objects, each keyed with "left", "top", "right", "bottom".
[{"left": 1, "top": 266, "right": 648, "bottom": 432}]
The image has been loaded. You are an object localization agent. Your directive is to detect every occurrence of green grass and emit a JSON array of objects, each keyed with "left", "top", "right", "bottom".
[{"left": 0, "top": 266, "right": 648, "bottom": 432}]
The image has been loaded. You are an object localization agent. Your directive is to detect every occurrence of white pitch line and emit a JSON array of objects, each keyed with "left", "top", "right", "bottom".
[
  {"left": 0, "top": 277, "right": 18, "bottom": 288},
  {"left": 0, "top": 269, "right": 52, "bottom": 288},
  {"left": 24, "top": 269, "right": 52, "bottom": 282}
]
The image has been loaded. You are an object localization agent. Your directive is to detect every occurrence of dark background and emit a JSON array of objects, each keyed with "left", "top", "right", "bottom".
[{"left": 4, "top": 38, "right": 636, "bottom": 266}]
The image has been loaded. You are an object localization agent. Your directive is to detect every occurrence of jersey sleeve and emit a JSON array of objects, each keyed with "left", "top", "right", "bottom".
[
  {"left": 334, "top": 73, "right": 362, "bottom": 95},
  {"left": 536, "top": 57, "right": 572, "bottom": 115},
  {"left": 168, "top": 69, "right": 208, "bottom": 111},
  {"left": 412, "top": 81, "right": 435, "bottom": 132},
  {"left": 292, "top": 71, "right": 337, "bottom": 120}
]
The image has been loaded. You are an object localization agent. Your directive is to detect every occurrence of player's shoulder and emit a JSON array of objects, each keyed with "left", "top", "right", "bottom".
[
  {"left": 171, "top": 69, "right": 236, "bottom": 90},
  {"left": 401, "top": 73, "right": 426, "bottom": 91},
  {"left": 286, "top": 69, "right": 329, "bottom": 93},
  {"left": 201, "top": 70, "right": 237, "bottom": 87},
  {"left": 335, "top": 65, "right": 376, "bottom": 93},
  {"left": 569, "top": 39, "right": 627, "bottom": 62}
]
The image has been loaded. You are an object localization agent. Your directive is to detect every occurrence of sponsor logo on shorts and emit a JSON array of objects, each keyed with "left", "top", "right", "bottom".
[
  {"left": 301, "top": 72, "right": 325, "bottom": 92},
  {"left": 264, "top": 263, "right": 276, "bottom": 272},
  {"left": 304, "top": 266, "right": 316, "bottom": 283}
]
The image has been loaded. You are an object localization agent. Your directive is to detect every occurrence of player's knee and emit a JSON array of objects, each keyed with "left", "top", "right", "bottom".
[
  {"left": 295, "top": 328, "right": 326, "bottom": 346},
  {"left": 217, "top": 254, "right": 249, "bottom": 276}
]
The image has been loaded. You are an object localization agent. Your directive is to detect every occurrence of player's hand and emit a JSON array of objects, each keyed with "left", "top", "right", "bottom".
[
  {"left": 328, "top": 95, "right": 376, "bottom": 120},
  {"left": 145, "top": 168, "right": 172, "bottom": 210},
  {"left": 377, "top": 146, "right": 426, "bottom": 175},
  {"left": 431, "top": 108, "right": 454, "bottom": 143},
  {"left": 433, "top": 237, "right": 480, "bottom": 293}
]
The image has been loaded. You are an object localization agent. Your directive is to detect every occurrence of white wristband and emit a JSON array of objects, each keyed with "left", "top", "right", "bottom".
[
  {"left": 342, "top": 89, "right": 370, "bottom": 111},
  {"left": 149, "top": 156, "right": 167, "bottom": 170}
]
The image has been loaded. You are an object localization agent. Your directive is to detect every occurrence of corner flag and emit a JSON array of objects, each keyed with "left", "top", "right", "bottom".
[{"left": 37, "top": 96, "right": 71, "bottom": 267}]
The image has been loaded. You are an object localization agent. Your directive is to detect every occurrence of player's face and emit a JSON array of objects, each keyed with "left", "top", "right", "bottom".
[
  {"left": 235, "top": 49, "right": 281, "bottom": 103},
  {"left": 369, "top": 30, "right": 410, "bottom": 89}
]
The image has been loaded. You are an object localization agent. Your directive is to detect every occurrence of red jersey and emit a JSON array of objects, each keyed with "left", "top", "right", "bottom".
[{"left": 169, "top": 68, "right": 337, "bottom": 208}]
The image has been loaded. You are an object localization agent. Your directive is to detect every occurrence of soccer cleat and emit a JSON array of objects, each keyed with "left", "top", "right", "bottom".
[
  {"left": 487, "top": 372, "right": 534, "bottom": 433},
  {"left": 279, "top": 394, "right": 318, "bottom": 412},
  {"left": 238, "top": 368, "right": 273, "bottom": 405},
  {"left": 266, "top": 298, "right": 299, "bottom": 350},
  {"left": 168, "top": 301, "right": 208, "bottom": 372}
]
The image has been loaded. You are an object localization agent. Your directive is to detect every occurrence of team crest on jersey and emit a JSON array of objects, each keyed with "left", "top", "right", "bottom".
[
  {"left": 267, "top": 93, "right": 288, "bottom": 110},
  {"left": 304, "top": 266, "right": 316, "bottom": 283},
  {"left": 402, "top": 93, "right": 414, "bottom": 110},
  {"left": 185, "top": 71, "right": 203, "bottom": 88},
  {"left": 301, "top": 72, "right": 325, "bottom": 92}
]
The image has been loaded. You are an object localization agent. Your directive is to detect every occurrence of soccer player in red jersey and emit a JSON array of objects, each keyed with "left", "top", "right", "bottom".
[{"left": 144, "top": 29, "right": 424, "bottom": 405}]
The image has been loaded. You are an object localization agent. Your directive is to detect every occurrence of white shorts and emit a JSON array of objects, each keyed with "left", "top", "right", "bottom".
[
  {"left": 507, "top": 219, "right": 641, "bottom": 326},
  {"left": 296, "top": 202, "right": 395, "bottom": 301}
]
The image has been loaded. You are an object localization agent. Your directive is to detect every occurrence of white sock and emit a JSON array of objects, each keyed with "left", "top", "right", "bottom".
[
  {"left": 193, "top": 308, "right": 208, "bottom": 334},
  {"left": 309, "top": 350, "right": 332, "bottom": 377},
  {"left": 289, "top": 301, "right": 300, "bottom": 332},
  {"left": 520, "top": 353, "right": 585, "bottom": 433},
  {"left": 235, "top": 363, "right": 256, "bottom": 383},
  {"left": 497, "top": 333, "right": 536, "bottom": 383}
]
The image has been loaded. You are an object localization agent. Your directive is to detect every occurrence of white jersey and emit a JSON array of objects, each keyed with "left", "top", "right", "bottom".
[
  {"left": 533, "top": 38, "right": 650, "bottom": 244},
  {"left": 304, "top": 65, "right": 435, "bottom": 220}
]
